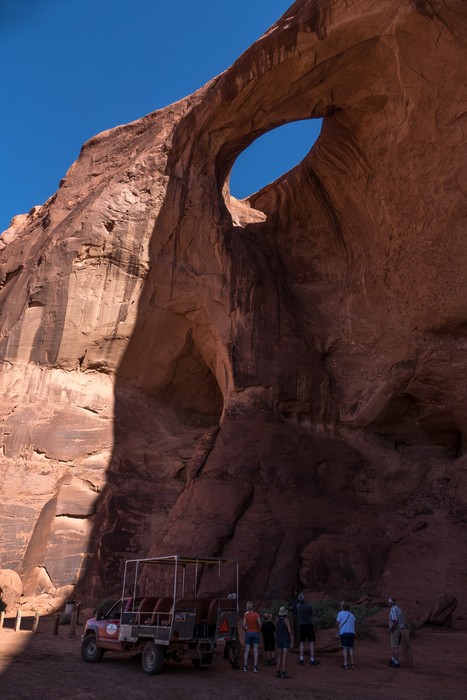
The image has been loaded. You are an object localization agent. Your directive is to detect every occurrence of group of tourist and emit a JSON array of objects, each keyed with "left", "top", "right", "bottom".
[{"left": 227, "top": 591, "right": 406, "bottom": 679}]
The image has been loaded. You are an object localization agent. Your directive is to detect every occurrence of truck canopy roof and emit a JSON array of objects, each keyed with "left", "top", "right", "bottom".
[{"left": 123, "top": 555, "right": 238, "bottom": 566}]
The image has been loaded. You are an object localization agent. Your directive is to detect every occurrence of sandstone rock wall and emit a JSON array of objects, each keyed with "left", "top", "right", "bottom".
[{"left": 1, "top": 0, "right": 467, "bottom": 608}]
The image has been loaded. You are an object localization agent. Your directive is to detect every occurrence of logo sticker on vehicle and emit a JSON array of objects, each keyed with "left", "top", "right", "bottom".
[{"left": 106, "top": 623, "right": 118, "bottom": 635}]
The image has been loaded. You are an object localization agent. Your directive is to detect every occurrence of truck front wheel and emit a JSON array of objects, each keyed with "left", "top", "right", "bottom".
[
  {"left": 81, "top": 633, "right": 104, "bottom": 663},
  {"left": 141, "top": 641, "right": 164, "bottom": 674}
]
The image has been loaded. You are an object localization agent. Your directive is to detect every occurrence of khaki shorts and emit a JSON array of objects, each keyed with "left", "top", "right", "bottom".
[{"left": 390, "top": 628, "right": 402, "bottom": 647}]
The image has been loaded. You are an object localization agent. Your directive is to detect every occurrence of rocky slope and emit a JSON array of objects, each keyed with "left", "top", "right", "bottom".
[{"left": 1, "top": 0, "right": 467, "bottom": 611}]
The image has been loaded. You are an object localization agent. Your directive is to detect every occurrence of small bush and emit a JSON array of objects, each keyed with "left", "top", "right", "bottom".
[
  {"left": 259, "top": 600, "right": 287, "bottom": 618},
  {"left": 313, "top": 599, "right": 382, "bottom": 633},
  {"left": 311, "top": 599, "right": 341, "bottom": 629}
]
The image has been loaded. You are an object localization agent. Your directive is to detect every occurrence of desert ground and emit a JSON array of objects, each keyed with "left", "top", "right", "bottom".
[{"left": 0, "top": 609, "right": 466, "bottom": 700}]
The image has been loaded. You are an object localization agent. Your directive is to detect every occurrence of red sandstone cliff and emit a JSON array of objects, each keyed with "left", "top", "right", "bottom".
[{"left": 1, "top": 0, "right": 467, "bottom": 610}]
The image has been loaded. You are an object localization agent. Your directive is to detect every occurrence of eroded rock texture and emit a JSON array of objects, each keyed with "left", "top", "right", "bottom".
[{"left": 1, "top": 0, "right": 467, "bottom": 608}]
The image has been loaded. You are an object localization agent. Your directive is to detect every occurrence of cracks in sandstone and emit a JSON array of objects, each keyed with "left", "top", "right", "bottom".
[
  {"left": 212, "top": 486, "right": 255, "bottom": 560},
  {"left": 0, "top": 265, "right": 24, "bottom": 290}
]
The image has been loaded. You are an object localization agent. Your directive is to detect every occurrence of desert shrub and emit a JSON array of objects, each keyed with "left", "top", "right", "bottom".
[
  {"left": 311, "top": 599, "right": 341, "bottom": 629},
  {"left": 259, "top": 600, "right": 287, "bottom": 618},
  {"left": 259, "top": 598, "right": 382, "bottom": 634},
  {"left": 313, "top": 599, "right": 382, "bottom": 632}
]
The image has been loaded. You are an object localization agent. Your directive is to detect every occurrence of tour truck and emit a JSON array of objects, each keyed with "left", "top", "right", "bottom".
[{"left": 81, "top": 554, "right": 239, "bottom": 674}]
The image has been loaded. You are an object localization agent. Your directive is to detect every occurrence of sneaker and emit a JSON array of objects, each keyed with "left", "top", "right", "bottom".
[
  {"left": 298, "top": 658, "right": 304, "bottom": 665},
  {"left": 389, "top": 660, "right": 400, "bottom": 668},
  {"left": 341, "top": 664, "right": 348, "bottom": 669},
  {"left": 253, "top": 666, "right": 259, "bottom": 673},
  {"left": 310, "top": 659, "right": 320, "bottom": 665},
  {"left": 243, "top": 666, "right": 248, "bottom": 672},
  {"left": 350, "top": 664, "right": 356, "bottom": 668},
  {"left": 276, "top": 670, "right": 282, "bottom": 678},
  {"left": 281, "top": 672, "right": 291, "bottom": 679}
]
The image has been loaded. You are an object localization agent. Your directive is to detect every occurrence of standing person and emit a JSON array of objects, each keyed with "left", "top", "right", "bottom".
[
  {"left": 297, "top": 592, "right": 320, "bottom": 666},
  {"left": 275, "top": 606, "right": 294, "bottom": 679},
  {"left": 288, "top": 587, "right": 300, "bottom": 648},
  {"left": 336, "top": 601, "right": 356, "bottom": 669},
  {"left": 224, "top": 635, "right": 241, "bottom": 669},
  {"left": 261, "top": 612, "right": 276, "bottom": 666},
  {"left": 388, "top": 597, "right": 405, "bottom": 667},
  {"left": 242, "top": 601, "right": 261, "bottom": 672}
]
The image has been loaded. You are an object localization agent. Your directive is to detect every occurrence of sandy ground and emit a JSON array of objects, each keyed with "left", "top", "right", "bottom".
[{"left": 0, "top": 612, "right": 466, "bottom": 700}]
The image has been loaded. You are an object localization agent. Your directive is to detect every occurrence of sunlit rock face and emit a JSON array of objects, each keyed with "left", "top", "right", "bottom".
[{"left": 1, "top": 0, "right": 467, "bottom": 607}]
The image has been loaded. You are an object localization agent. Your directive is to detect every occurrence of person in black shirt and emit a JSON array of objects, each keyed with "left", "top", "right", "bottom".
[
  {"left": 261, "top": 612, "right": 276, "bottom": 666},
  {"left": 287, "top": 588, "right": 300, "bottom": 648},
  {"left": 297, "top": 593, "right": 319, "bottom": 665}
]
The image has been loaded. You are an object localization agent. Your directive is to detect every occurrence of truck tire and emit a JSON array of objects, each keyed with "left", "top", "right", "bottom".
[
  {"left": 141, "top": 641, "right": 164, "bottom": 674},
  {"left": 81, "top": 633, "right": 104, "bottom": 663}
]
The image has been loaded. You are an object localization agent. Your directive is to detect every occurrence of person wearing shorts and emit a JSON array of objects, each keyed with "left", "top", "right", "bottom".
[
  {"left": 297, "top": 593, "right": 319, "bottom": 665},
  {"left": 261, "top": 612, "right": 276, "bottom": 665},
  {"left": 275, "top": 606, "right": 293, "bottom": 678},
  {"left": 336, "top": 601, "right": 356, "bottom": 669},
  {"left": 242, "top": 601, "right": 261, "bottom": 672},
  {"left": 388, "top": 597, "right": 405, "bottom": 667}
]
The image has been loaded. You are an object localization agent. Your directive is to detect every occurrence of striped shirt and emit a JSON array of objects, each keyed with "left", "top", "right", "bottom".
[{"left": 389, "top": 604, "right": 405, "bottom": 629}]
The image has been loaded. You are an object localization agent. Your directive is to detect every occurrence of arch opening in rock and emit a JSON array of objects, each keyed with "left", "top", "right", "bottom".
[{"left": 228, "top": 118, "right": 322, "bottom": 201}]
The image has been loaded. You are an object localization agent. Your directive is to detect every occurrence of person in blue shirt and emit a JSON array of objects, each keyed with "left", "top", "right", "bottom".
[
  {"left": 336, "top": 601, "right": 356, "bottom": 669},
  {"left": 388, "top": 597, "right": 405, "bottom": 667}
]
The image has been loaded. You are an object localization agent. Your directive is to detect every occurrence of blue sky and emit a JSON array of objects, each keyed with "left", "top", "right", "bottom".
[{"left": 1, "top": 0, "right": 321, "bottom": 233}]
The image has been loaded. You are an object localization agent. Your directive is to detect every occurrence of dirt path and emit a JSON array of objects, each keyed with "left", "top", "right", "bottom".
[{"left": 1, "top": 615, "right": 465, "bottom": 699}]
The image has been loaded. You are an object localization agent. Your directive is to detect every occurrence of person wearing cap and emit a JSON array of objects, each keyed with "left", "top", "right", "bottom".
[
  {"left": 388, "top": 597, "right": 405, "bottom": 667},
  {"left": 297, "top": 592, "right": 320, "bottom": 666},
  {"left": 275, "top": 606, "right": 294, "bottom": 679}
]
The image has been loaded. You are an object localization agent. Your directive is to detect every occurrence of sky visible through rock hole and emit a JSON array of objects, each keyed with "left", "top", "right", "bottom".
[{"left": 0, "top": 0, "right": 322, "bottom": 234}]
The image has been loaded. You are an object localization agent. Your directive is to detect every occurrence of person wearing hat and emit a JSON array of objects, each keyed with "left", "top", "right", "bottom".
[{"left": 275, "top": 606, "right": 294, "bottom": 679}]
